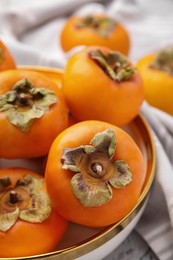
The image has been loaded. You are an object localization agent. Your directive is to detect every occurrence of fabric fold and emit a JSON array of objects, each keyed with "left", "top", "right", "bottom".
[{"left": 1, "top": 0, "right": 173, "bottom": 259}]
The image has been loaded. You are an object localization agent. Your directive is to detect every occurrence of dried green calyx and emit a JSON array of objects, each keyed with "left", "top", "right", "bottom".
[
  {"left": 150, "top": 46, "right": 173, "bottom": 76},
  {"left": 0, "top": 78, "right": 57, "bottom": 132},
  {"left": 61, "top": 129, "right": 132, "bottom": 207},
  {"left": 0, "top": 177, "right": 11, "bottom": 193},
  {"left": 75, "top": 15, "right": 117, "bottom": 38},
  {"left": 0, "top": 47, "right": 5, "bottom": 64},
  {"left": 89, "top": 50, "right": 136, "bottom": 82},
  {"left": 0, "top": 174, "right": 51, "bottom": 232}
]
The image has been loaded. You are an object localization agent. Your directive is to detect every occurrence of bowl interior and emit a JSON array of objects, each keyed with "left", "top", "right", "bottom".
[{"left": 0, "top": 66, "right": 156, "bottom": 260}]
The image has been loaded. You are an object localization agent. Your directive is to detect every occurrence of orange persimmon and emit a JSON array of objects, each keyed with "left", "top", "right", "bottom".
[
  {"left": 137, "top": 46, "right": 173, "bottom": 115},
  {"left": 0, "top": 40, "right": 16, "bottom": 71},
  {"left": 0, "top": 69, "right": 68, "bottom": 159},
  {"left": 45, "top": 120, "right": 145, "bottom": 227},
  {"left": 60, "top": 14, "right": 130, "bottom": 55},
  {"left": 0, "top": 168, "right": 68, "bottom": 258},
  {"left": 62, "top": 46, "right": 144, "bottom": 127}
]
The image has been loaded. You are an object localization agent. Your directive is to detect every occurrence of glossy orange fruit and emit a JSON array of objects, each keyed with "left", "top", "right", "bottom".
[
  {"left": 62, "top": 46, "right": 144, "bottom": 127},
  {"left": 137, "top": 46, "right": 173, "bottom": 115},
  {"left": 60, "top": 14, "right": 130, "bottom": 55},
  {"left": 45, "top": 120, "right": 145, "bottom": 227},
  {"left": 0, "top": 168, "right": 68, "bottom": 258},
  {"left": 0, "top": 40, "right": 16, "bottom": 71},
  {"left": 0, "top": 69, "right": 68, "bottom": 158}
]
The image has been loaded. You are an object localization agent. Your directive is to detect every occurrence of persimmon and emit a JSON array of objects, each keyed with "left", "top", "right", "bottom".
[
  {"left": 0, "top": 69, "right": 68, "bottom": 159},
  {"left": 0, "top": 40, "right": 16, "bottom": 71},
  {"left": 0, "top": 168, "right": 68, "bottom": 258},
  {"left": 60, "top": 14, "right": 130, "bottom": 55},
  {"left": 62, "top": 46, "right": 144, "bottom": 127},
  {"left": 45, "top": 120, "right": 145, "bottom": 227},
  {"left": 137, "top": 46, "right": 173, "bottom": 115}
]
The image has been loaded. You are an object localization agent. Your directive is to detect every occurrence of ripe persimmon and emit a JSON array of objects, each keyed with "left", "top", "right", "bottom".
[
  {"left": 0, "top": 40, "right": 16, "bottom": 71},
  {"left": 0, "top": 168, "right": 68, "bottom": 258},
  {"left": 0, "top": 69, "right": 69, "bottom": 159},
  {"left": 62, "top": 46, "right": 144, "bottom": 127},
  {"left": 137, "top": 46, "right": 173, "bottom": 115},
  {"left": 45, "top": 120, "right": 145, "bottom": 227},
  {"left": 60, "top": 14, "right": 130, "bottom": 55}
]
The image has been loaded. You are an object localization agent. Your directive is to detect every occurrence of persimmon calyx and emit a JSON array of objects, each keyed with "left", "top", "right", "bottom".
[
  {"left": 89, "top": 50, "right": 136, "bottom": 82},
  {"left": 150, "top": 46, "right": 173, "bottom": 76},
  {"left": 0, "top": 177, "right": 11, "bottom": 193},
  {"left": 0, "top": 174, "right": 52, "bottom": 232},
  {"left": 0, "top": 78, "right": 57, "bottom": 132},
  {"left": 0, "top": 47, "right": 5, "bottom": 64},
  {"left": 61, "top": 128, "right": 132, "bottom": 207},
  {"left": 75, "top": 15, "right": 117, "bottom": 38}
]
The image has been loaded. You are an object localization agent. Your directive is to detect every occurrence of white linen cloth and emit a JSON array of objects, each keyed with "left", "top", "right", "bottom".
[{"left": 1, "top": 0, "right": 173, "bottom": 259}]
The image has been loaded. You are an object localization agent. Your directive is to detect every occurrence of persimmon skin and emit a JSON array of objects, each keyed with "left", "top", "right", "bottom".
[
  {"left": 0, "top": 40, "right": 16, "bottom": 71},
  {"left": 0, "top": 70, "right": 69, "bottom": 159},
  {"left": 0, "top": 168, "right": 68, "bottom": 258},
  {"left": 62, "top": 46, "right": 144, "bottom": 127},
  {"left": 137, "top": 53, "right": 173, "bottom": 116},
  {"left": 60, "top": 15, "right": 130, "bottom": 55},
  {"left": 45, "top": 120, "right": 145, "bottom": 227},
  {"left": 68, "top": 112, "right": 79, "bottom": 127}
]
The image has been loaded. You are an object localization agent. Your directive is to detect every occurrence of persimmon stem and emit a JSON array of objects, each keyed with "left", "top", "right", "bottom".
[
  {"left": 91, "top": 163, "right": 103, "bottom": 175},
  {"left": 61, "top": 129, "right": 132, "bottom": 207},
  {"left": 75, "top": 16, "right": 117, "bottom": 38},
  {"left": 0, "top": 78, "right": 57, "bottom": 132},
  {"left": 89, "top": 50, "right": 135, "bottom": 82},
  {"left": 18, "top": 92, "right": 32, "bottom": 107},
  {"left": 0, "top": 175, "right": 52, "bottom": 232},
  {"left": 150, "top": 47, "right": 173, "bottom": 76},
  {"left": 9, "top": 191, "right": 19, "bottom": 204}
]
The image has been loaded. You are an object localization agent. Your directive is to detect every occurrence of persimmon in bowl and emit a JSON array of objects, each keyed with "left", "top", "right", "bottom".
[
  {"left": 62, "top": 46, "right": 144, "bottom": 127},
  {"left": 0, "top": 66, "right": 155, "bottom": 260},
  {"left": 45, "top": 120, "right": 146, "bottom": 227},
  {"left": 0, "top": 69, "right": 68, "bottom": 159},
  {"left": 0, "top": 168, "right": 68, "bottom": 258}
]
